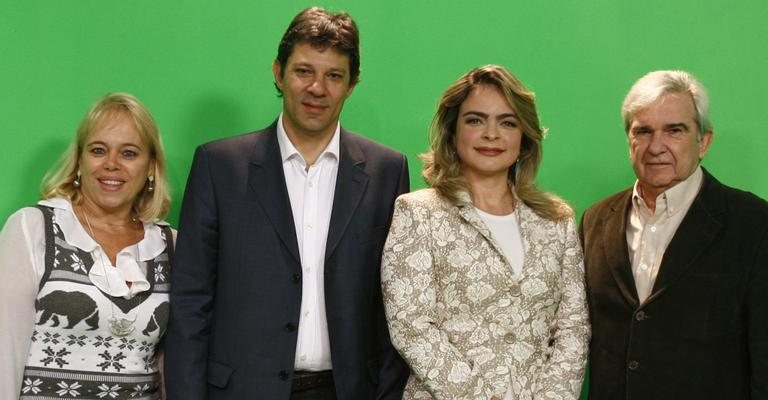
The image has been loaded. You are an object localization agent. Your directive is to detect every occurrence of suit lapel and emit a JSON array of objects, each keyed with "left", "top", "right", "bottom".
[
  {"left": 602, "top": 191, "right": 640, "bottom": 307},
  {"left": 646, "top": 171, "right": 724, "bottom": 303},
  {"left": 457, "top": 201, "right": 494, "bottom": 243},
  {"left": 248, "top": 123, "right": 301, "bottom": 265},
  {"left": 455, "top": 196, "right": 526, "bottom": 279},
  {"left": 325, "top": 131, "right": 368, "bottom": 262}
]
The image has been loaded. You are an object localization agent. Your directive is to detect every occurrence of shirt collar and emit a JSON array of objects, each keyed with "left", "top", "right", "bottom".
[
  {"left": 632, "top": 165, "right": 704, "bottom": 217},
  {"left": 276, "top": 113, "right": 341, "bottom": 165},
  {"left": 37, "top": 197, "right": 168, "bottom": 261},
  {"left": 37, "top": 197, "right": 170, "bottom": 298}
]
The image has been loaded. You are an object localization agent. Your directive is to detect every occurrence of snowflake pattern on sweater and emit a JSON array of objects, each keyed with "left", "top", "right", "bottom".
[{"left": 20, "top": 206, "right": 172, "bottom": 400}]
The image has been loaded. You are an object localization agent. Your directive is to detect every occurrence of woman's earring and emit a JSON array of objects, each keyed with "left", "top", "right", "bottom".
[
  {"left": 73, "top": 171, "right": 81, "bottom": 188},
  {"left": 147, "top": 176, "right": 154, "bottom": 192},
  {"left": 512, "top": 159, "right": 520, "bottom": 182}
]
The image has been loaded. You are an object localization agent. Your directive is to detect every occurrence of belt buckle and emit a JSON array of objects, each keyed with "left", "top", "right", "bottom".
[{"left": 292, "top": 370, "right": 333, "bottom": 392}]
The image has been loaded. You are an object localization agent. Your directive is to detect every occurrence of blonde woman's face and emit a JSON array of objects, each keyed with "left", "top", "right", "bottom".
[{"left": 78, "top": 113, "right": 154, "bottom": 216}]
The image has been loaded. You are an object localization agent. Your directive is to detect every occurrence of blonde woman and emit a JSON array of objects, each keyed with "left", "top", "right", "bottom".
[{"left": 0, "top": 93, "right": 173, "bottom": 399}]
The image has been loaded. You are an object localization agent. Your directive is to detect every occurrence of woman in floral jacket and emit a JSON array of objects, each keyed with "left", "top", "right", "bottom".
[{"left": 381, "top": 65, "right": 589, "bottom": 400}]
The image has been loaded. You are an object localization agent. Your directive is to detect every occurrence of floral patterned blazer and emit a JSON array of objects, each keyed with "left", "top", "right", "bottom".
[{"left": 381, "top": 189, "right": 589, "bottom": 400}]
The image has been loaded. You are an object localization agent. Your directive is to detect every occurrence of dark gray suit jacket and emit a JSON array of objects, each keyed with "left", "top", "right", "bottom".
[
  {"left": 165, "top": 122, "right": 410, "bottom": 399},
  {"left": 582, "top": 168, "right": 768, "bottom": 399}
]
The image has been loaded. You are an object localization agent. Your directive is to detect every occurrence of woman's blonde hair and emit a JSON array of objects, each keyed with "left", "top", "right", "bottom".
[
  {"left": 421, "top": 64, "right": 571, "bottom": 221},
  {"left": 41, "top": 93, "right": 171, "bottom": 221}
]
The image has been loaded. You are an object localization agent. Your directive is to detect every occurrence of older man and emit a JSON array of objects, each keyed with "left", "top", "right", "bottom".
[{"left": 582, "top": 70, "right": 768, "bottom": 399}]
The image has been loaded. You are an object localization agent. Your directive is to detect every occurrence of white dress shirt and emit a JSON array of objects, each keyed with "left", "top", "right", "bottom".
[
  {"left": 627, "top": 166, "right": 703, "bottom": 303},
  {"left": 277, "top": 113, "right": 339, "bottom": 371}
]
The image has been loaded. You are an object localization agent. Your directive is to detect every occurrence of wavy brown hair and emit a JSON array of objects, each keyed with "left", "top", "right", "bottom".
[{"left": 421, "top": 65, "right": 571, "bottom": 221}]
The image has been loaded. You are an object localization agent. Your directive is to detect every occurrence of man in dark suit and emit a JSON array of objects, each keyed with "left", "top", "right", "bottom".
[
  {"left": 164, "top": 7, "right": 410, "bottom": 400},
  {"left": 581, "top": 70, "right": 768, "bottom": 399}
]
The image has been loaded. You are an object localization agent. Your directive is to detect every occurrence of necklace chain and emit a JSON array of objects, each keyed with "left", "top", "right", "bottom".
[{"left": 79, "top": 206, "right": 137, "bottom": 337}]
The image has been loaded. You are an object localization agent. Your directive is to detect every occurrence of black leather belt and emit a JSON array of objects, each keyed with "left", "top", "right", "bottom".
[{"left": 292, "top": 370, "right": 334, "bottom": 392}]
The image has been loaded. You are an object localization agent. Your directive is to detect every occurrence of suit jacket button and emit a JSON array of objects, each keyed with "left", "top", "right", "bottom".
[
  {"left": 628, "top": 360, "right": 639, "bottom": 370},
  {"left": 504, "top": 332, "right": 516, "bottom": 344},
  {"left": 285, "top": 323, "right": 296, "bottom": 332},
  {"left": 278, "top": 370, "right": 289, "bottom": 380},
  {"left": 291, "top": 273, "right": 301, "bottom": 283},
  {"left": 635, "top": 311, "right": 647, "bottom": 321},
  {"left": 509, "top": 285, "right": 521, "bottom": 296}
]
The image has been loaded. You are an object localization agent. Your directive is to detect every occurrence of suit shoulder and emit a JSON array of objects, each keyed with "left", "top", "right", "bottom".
[
  {"left": 395, "top": 189, "right": 447, "bottom": 209},
  {"left": 583, "top": 189, "right": 631, "bottom": 222},
  {"left": 343, "top": 130, "right": 405, "bottom": 160},
  {"left": 198, "top": 128, "right": 269, "bottom": 155},
  {"left": 716, "top": 180, "right": 768, "bottom": 220}
]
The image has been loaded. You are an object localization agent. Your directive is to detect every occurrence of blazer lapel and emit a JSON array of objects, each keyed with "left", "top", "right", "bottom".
[
  {"left": 455, "top": 197, "right": 521, "bottom": 277},
  {"left": 456, "top": 199, "right": 496, "bottom": 246},
  {"left": 515, "top": 202, "right": 555, "bottom": 281},
  {"left": 325, "top": 131, "right": 368, "bottom": 262},
  {"left": 601, "top": 191, "right": 640, "bottom": 307},
  {"left": 646, "top": 171, "right": 724, "bottom": 303},
  {"left": 248, "top": 123, "right": 301, "bottom": 265}
]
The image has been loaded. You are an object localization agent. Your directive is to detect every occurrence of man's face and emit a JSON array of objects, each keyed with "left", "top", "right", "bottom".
[
  {"left": 273, "top": 42, "right": 355, "bottom": 141},
  {"left": 628, "top": 92, "right": 713, "bottom": 200}
]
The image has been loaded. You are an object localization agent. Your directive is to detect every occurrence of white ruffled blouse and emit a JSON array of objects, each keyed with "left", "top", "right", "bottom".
[
  {"left": 0, "top": 197, "right": 172, "bottom": 398},
  {"left": 41, "top": 197, "right": 168, "bottom": 299}
]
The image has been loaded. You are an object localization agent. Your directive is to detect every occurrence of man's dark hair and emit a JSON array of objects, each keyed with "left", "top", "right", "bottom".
[{"left": 275, "top": 7, "right": 360, "bottom": 94}]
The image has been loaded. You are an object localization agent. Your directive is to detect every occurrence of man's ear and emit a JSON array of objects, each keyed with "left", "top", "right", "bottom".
[
  {"left": 344, "top": 80, "right": 357, "bottom": 99},
  {"left": 698, "top": 130, "right": 714, "bottom": 160},
  {"left": 272, "top": 60, "right": 283, "bottom": 91}
]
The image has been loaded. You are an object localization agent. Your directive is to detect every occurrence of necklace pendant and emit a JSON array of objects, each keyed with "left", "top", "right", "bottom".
[{"left": 108, "top": 316, "right": 136, "bottom": 337}]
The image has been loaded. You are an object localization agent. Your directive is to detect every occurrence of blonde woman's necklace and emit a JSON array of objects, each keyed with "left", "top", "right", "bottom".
[{"left": 81, "top": 207, "right": 137, "bottom": 337}]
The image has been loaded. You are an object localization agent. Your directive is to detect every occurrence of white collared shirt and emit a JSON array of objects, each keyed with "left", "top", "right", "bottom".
[
  {"left": 277, "top": 113, "right": 339, "bottom": 371},
  {"left": 626, "top": 166, "right": 703, "bottom": 302}
]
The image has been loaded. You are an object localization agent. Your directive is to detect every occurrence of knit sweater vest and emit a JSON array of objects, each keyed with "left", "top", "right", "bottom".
[{"left": 19, "top": 206, "right": 172, "bottom": 400}]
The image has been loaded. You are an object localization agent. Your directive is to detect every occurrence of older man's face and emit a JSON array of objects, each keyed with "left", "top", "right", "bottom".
[{"left": 628, "top": 92, "right": 713, "bottom": 201}]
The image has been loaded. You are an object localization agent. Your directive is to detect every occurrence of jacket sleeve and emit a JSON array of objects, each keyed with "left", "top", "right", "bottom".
[
  {"left": 749, "top": 227, "right": 768, "bottom": 398},
  {"left": 533, "top": 217, "right": 590, "bottom": 399},
  {"left": 381, "top": 195, "right": 497, "bottom": 400},
  {"left": 164, "top": 146, "right": 219, "bottom": 400},
  {"left": 375, "top": 154, "right": 411, "bottom": 400}
]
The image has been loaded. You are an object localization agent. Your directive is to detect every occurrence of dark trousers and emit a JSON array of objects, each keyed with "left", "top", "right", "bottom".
[
  {"left": 289, "top": 386, "right": 337, "bottom": 400},
  {"left": 290, "top": 371, "right": 336, "bottom": 400}
]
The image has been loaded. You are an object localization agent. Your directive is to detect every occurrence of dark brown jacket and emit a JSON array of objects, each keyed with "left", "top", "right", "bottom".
[{"left": 581, "top": 169, "right": 768, "bottom": 399}]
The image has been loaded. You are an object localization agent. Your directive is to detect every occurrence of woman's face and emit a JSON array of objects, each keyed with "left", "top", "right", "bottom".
[
  {"left": 455, "top": 84, "right": 522, "bottom": 185},
  {"left": 78, "top": 112, "right": 153, "bottom": 216}
]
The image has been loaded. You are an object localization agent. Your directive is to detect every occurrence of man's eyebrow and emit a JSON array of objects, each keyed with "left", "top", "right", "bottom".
[{"left": 664, "top": 122, "right": 690, "bottom": 130}]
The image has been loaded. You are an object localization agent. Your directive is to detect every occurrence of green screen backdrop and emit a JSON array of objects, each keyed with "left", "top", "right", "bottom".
[{"left": 2, "top": 1, "right": 767, "bottom": 396}]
